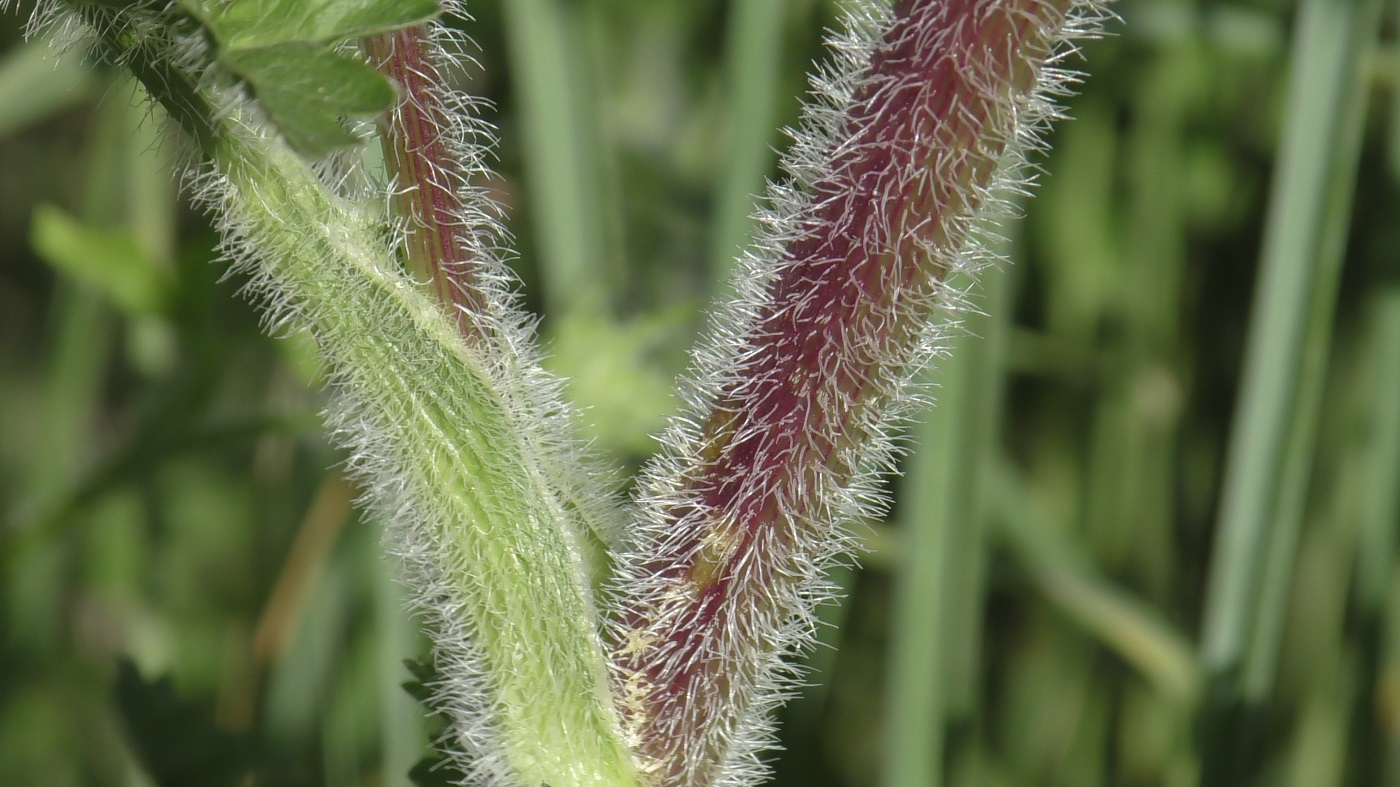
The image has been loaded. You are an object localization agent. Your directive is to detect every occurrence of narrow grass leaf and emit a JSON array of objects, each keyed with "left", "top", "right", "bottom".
[
  {"left": 708, "top": 0, "right": 788, "bottom": 288},
  {"left": 1199, "top": 0, "right": 1382, "bottom": 777}
]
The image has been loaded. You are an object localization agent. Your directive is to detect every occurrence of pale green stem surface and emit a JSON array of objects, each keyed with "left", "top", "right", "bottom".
[{"left": 208, "top": 122, "right": 638, "bottom": 787}]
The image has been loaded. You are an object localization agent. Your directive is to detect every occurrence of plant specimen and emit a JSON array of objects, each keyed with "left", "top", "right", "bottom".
[{"left": 7, "top": 0, "right": 1108, "bottom": 783}]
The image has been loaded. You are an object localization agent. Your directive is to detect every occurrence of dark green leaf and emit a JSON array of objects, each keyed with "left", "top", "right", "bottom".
[
  {"left": 401, "top": 658, "right": 468, "bottom": 787},
  {"left": 176, "top": 0, "right": 440, "bottom": 156},
  {"left": 114, "top": 661, "right": 256, "bottom": 787},
  {"left": 220, "top": 43, "right": 395, "bottom": 156},
  {"left": 188, "top": 0, "right": 438, "bottom": 49},
  {"left": 401, "top": 657, "right": 437, "bottom": 705}
]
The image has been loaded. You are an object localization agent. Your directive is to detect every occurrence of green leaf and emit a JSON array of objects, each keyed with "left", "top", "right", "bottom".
[
  {"left": 220, "top": 42, "right": 395, "bottom": 156},
  {"left": 30, "top": 204, "right": 172, "bottom": 317},
  {"left": 114, "top": 661, "right": 256, "bottom": 787},
  {"left": 184, "top": 0, "right": 438, "bottom": 49},
  {"left": 401, "top": 658, "right": 469, "bottom": 787}
]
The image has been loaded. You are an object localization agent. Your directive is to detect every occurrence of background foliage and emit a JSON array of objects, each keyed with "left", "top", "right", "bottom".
[{"left": 1, "top": 0, "right": 1397, "bottom": 785}]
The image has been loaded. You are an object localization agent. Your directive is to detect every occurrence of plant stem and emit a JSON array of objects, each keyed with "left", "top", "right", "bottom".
[
  {"left": 1355, "top": 289, "right": 1400, "bottom": 617},
  {"left": 210, "top": 122, "right": 638, "bottom": 787},
  {"left": 364, "top": 25, "right": 488, "bottom": 343},
  {"left": 883, "top": 227, "right": 1014, "bottom": 787},
  {"left": 61, "top": 3, "right": 640, "bottom": 782},
  {"left": 1198, "top": 0, "right": 1381, "bottom": 699},
  {"left": 608, "top": 1, "right": 1097, "bottom": 783},
  {"left": 708, "top": 0, "right": 788, "bottom": 288},
  {"left": 501, "top": 0, "right": 609, "bottom": 314}
]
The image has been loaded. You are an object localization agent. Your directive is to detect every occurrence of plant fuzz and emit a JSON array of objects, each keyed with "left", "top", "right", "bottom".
[
  {"left": 605, "top": 1, "right": 1106, "bottom": 783},
  {"left": 13, "top": 0, "right": 1110, "bottom": 784}
]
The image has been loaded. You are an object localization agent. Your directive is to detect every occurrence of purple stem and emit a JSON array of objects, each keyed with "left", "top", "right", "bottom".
[
  {"left": 364, "top": 26, "right": 487, "bottom": 344},
  {"left": 611, "top": 0, "right": 1077, "bottom": 782}
]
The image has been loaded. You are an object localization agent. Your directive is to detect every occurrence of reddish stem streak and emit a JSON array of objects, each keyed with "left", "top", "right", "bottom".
[
  {"left": 365, "top": 26, "right": 486, "bottom": 343},
  {"left": 616, "top": 0, "right": 1070, "bottom": 779}
]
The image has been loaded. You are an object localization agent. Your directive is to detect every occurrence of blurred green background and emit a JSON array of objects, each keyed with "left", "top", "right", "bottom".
[{"left": 2, "top": 0, "right": 1399, "bottom": 784}]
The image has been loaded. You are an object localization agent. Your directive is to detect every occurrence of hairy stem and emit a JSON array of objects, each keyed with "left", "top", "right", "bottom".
[
  {"left": 607, "top": 1, "right": 1096, "bottom": 783},
  {"left": 52, "top": 2, "right": 640, "bottom": 782},
  {"left": 364, "top": 24, "right": 487, "bottom": 342},
  {"left": 213, "top": 117, "right": 638, "bottom": 787}
]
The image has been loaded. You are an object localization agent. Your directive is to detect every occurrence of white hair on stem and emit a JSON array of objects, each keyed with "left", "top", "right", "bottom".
[
  {"left": 18, "top": 1, "right": 638, "bottom": 784},
  {"left": 603, "top": 1, "right": 1112, "bottom": 784},
  {"left": 354, "top": 5, "right": 635, "bottom": 781},
  {"left": 13, "top": 0, "right": 1113, "bottom": 783}
]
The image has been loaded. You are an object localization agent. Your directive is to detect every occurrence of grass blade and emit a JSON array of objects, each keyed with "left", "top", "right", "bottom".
[
  {"left": 1198, "top": 0, "right": 1382, "bottom": 778},
  {"left": 501, "top": 0, "right": 609, "bottom": 314},
  {"left": 708, "top": 0, "right": 788, "bottom": 288}
]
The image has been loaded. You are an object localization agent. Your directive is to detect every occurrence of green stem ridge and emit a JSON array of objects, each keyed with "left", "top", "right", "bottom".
[
  {"left": 44, "top": 1, "right": 639, "bottom": 783},
  {"left": 605, "top": 1, "right": 1107, "bottom": 784},
  {"left": 19, "top": 0, "right": 1114, "bottom": 783},
  {"left": 212, "top": 125, "right": 638, "bottom": 786}
]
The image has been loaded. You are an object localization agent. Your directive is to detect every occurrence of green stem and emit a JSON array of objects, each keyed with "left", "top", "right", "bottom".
[
  {"left": 1355, "top": 289, "right": 1400, "bottom": 616},
  {"left": 883, "top": 309, "right": 967, "bottom": 787},
  {"left": 60, "top": 3, "right": 639, "bottom": 781},
  {"left": 501, "top": 0, "right": 609, "bottom": 314},
  {"left": 883, "top": 250, "right": 1011, "bottom": 787},
  {"left": 208, "top": 123, "right": 638, "bottom": 786}
]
